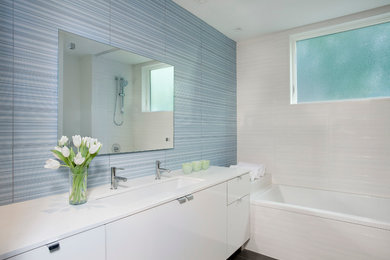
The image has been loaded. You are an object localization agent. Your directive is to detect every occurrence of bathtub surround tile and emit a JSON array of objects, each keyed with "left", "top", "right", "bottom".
[
  {"left": 0, "top": 0, "right": 236, "bottom": 204},
  {"left": 237, "top": 6, "right": 390, "bottom": 198},
  {"left": 247, "top": 203, "right": 390, "bottom": 260}
]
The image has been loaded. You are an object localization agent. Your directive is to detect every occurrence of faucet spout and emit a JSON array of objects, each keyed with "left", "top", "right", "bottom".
[
  {"left": 111, "top": 167, "right": 127, "bottom": 189},
  {"left": 155, "top": 160, "right": 171, "bottom": 180}
]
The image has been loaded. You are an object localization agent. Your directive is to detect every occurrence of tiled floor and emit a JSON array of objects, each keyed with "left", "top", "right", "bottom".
[{"left": 227, "top": 249, "right": 276, "bottom": 260}]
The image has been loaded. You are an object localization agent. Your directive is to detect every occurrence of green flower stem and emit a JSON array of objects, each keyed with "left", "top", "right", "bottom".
[{"left": 69, "top": 167, "right": 87, "bottom": 205}]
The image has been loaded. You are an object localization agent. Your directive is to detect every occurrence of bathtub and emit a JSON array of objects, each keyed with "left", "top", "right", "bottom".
[{"left": 247, "top": 185, "right": 390, "bottom": 260}]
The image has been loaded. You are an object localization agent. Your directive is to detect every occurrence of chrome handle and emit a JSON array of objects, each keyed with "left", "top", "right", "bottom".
[
  {"left": 47, "top": 242, "right": 60, "bottom": 253},
  {"left": 177, "top": 197, "right": 187, "bottom": 204},
  {"left": 185, "top": 194, "right": 194, "bottom": 201}
]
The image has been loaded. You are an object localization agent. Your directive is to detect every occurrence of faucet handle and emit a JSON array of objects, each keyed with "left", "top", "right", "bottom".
[{"left": 111, "top": 167, "right": 125, "bottom": 170}]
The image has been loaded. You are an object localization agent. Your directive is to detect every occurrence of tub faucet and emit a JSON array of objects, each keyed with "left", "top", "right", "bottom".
[
  {"left": 111, "top": 167, "right": 127, "bottom": 189},
  {"left": 155, "top": 160, "right": 171, "bottom": 180}
]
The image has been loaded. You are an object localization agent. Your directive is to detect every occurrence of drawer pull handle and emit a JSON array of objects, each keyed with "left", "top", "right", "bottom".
[
  {"left": 47, "top": 242, "right": 60, "bottom": 253},
  {"left": 177, "top": 197, "right": 187, "bottom": 204},
  {"left": 185, "top": 194, "right": 194, "bottom": 201}
]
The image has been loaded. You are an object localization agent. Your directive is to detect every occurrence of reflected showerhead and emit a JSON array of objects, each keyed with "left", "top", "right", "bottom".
[{"left": 120, "top": 78, "right": 128, "bottom": 88}]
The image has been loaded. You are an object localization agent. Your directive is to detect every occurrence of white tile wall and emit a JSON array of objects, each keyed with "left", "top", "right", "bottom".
[{"left": 237, "top": 6, "right": 390, "bottom": 198}]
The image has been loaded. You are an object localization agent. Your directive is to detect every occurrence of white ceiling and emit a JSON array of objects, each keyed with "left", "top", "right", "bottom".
[{"left": 173, "top": 0, "right": 390, "bottom": 41}]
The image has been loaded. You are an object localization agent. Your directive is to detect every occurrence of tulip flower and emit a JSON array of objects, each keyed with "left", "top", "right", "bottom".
[
  {"left": 74, "top": 152, "right": 85, "bottom": 165},
  {"left": 53, "top": 146, "right": 62, "bottom": 159},
  {"left": 89, "top": 142, "right": 102, "bottom": 154},
  {"left": 61, "top": 146, "right": 70, "bottom": 157},
  {"left": 44, "top": 159, "right": 61, "bottom": 169},
  {"left": 59, "top": 136, "right": 68, "bottom": 146},
  {"left": 72, "top": 135, "right": 82, "bottom": 148},
  {"left": 82, "top": 137, "right": 91, "bottom": 148}
]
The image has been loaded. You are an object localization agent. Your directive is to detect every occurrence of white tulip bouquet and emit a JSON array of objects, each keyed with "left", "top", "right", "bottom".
[{"left": 45, "top": 135, "right": 102, "bottom": 205}]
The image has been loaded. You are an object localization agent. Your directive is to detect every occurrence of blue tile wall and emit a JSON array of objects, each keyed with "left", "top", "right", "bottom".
[
  {"left": 0, "top": 0, "right": 237, "bottom": 205},
  {"left": 0, "top": 0, "right": 14, "bottom": 204}
]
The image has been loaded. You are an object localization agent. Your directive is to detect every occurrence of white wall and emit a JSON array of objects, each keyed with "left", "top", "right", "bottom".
[
  {"left": 63, "top": 55, "right": 82, "bottom": 137},
  {"left": 237, "top": 6, "right": 390, "bottom": 198},
  {"left": 80, "top": 56, "right": 92, "bottom": 137}
]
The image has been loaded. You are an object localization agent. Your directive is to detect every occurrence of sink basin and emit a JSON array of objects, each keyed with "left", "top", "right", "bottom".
[
  {"left": 152, "top": 176, "right": 203, "bottom": 192},
  {"left": 92, "top": 176, "right": 204, "bottom": 201}
]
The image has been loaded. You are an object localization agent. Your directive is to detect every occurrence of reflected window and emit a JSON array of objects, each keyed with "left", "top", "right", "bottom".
[{"left": 142, "top": 63, "right": 174, "bottom": 112}]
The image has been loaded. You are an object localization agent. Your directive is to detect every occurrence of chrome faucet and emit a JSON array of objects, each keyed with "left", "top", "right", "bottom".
[
  {"left": 111, "top": 167, "right": 127, "bottom": 189},
  {"left": 155, "top": 160, "right": 171, "bottom": 180}
]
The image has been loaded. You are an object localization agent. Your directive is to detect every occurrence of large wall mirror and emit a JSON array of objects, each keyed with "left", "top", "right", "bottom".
[{"left": 58, "top": 30, "right": 174, "bottom": 154}]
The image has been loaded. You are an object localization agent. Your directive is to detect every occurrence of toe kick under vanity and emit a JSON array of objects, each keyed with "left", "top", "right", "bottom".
[{"left": 0, "top": 167, "right": 250, "bottom": 260}]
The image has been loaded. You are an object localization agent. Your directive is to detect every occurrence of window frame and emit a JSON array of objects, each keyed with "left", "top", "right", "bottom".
[{"left": 290, "top": 13, "right": 390, "bottom": 104}]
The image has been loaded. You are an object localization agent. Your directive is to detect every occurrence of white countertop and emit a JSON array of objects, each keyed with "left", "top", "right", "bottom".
[{"left": 0, "top": 166, "right": 249, "bottom": 259}]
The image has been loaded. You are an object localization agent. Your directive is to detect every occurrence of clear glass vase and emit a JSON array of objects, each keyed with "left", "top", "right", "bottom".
[{"left": 69, "top": 167, "right": 88, "bottom": 205}]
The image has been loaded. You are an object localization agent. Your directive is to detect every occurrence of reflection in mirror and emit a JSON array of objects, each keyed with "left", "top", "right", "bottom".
[{"left": 58, "top": 30, "right": 174, "bottom": 155}]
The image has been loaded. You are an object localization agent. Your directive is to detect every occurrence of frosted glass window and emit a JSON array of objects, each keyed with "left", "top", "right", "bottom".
[
  {"left": 295, "top": 21, "right": 390, "bottom": 103},
  {"left": 150, "top": 66, "right": 174, "bottom": 111}
]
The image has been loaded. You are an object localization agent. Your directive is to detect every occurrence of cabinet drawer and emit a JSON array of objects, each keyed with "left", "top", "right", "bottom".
[
  {"left": 227, "top": 173, "right": 250, "bottom": 204},
  {"left": 227, "top": 195, "right": 250, "bottom": 258},
  {"left": 8, "top": 226, "right": 105, "bottom": 260}
]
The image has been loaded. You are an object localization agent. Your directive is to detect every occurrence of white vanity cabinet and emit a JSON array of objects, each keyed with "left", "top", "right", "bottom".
[
  {"left": 106, "top": 182, "right": 227, "bottom": 260},
  {"left": 226, "top": 173, "right": 250, "bottom": 257},
  {"left": 7, "top": 226, "right": 105, "bottom": 260}
]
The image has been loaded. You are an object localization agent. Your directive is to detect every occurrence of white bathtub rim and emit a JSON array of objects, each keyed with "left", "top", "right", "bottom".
[{"left": 251, "top": 186, "right": 390, "bottom": 232}]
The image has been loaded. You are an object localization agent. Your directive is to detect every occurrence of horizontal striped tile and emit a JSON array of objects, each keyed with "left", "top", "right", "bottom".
[
  {"left": 0, "top": 171, "right": 12, "bottom": 205},
  {"left": 0, "top": 0, "right": 13, "bottom": 85},
  {"left": 110, "top": 0, "right": 166, "bottom": 61},
  {"left": 166, "top": 137, "right": 202, "bottom": 170},
  {"left": 87, "top": 155, "right": 111, "bottom": 188},
  {"left": 14, "top": 0, "right": 110, "bottom": 44},
  {"left": 1, "top": 0, "right": 237, "bottom": 204},
  {"left": 173, "top": 62, "right": 202, "bottom": 100},
  {"left": 0, "top": 0, "right": 14, "bottom": 205},
  {"left": 13, "top": 145, "right": 67, "bottom": 202},
  {"left": 166, "top": 0, "right": 202, "bottom": 28},
  {"left": 200, "top": 20, "right": 235, "bottom": 50}
]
